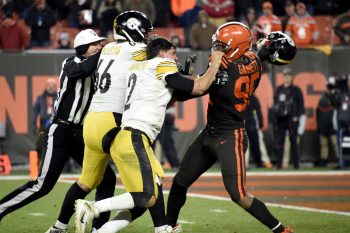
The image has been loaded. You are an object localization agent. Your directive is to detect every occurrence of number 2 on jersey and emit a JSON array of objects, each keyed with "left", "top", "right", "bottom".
[
  {"left": 124, "top": 73, "right": 137, "bottom": 110},
  {"left": 234, "top": 71, "right": 260, "bottom": 112}
]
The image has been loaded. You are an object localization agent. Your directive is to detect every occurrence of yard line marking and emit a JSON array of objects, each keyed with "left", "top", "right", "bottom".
[
  {"left": 2, "top": 173, "right": 350, "bottom": 216},
  {"left": 105, "top": 184, "right": 350, "bottom": 217},
  {"left": 178, "top": 220, "right": 195, "bottom": 224},
  {"left": 28, "top": 212, "right": 46, "bottom": 216},
  {"left": 179, "top": 192, "right": 350, "bottom": 217},
  {"left": 1, "top": 170, "right": 350, "bottom": 180},
  {"left": 188, "top": 189, "right": 350, "bottom": 196},
  {"left": 164, "top": 180, "right": 350, "bottom": 187},
  {"left": 0, "top": 175, "right": 31, "bottom": 180},
  {"left": 210, "top": 209, "right": 228, "bottom": 213},
  {"left": 266, "top": 203, "right": 350, "bottom": 216}
]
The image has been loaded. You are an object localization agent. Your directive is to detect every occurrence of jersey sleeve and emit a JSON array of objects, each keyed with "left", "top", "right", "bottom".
[
  {"left": 155, "top": 59, "right": 179, "bottom": 80},
  {"left": 64, "top": 52, "right": 100, "bottom": 79},
  {"left": 131, "top": 43, "right": 147, "bottom": 61}
]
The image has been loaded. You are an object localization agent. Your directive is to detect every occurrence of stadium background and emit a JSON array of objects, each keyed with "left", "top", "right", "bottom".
[{"left": 1, "top": 46, "right": 350, "bottom": 165}]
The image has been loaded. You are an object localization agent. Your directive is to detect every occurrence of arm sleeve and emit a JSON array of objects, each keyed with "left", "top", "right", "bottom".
[
  {"left": 296, "top": 87, "right": 305, "bottom": 117},
  {"left": 131, "top": 45, "right": 147, "bottom": 61},
  {"left": 32, "top": 97, "right": 40, "bottom": 130},
  {"left": 172, "top": 89, "right": 210, "bottom": 102},
  {"left": 24, "top": 8, "right": 36, "bottom": 27},
  {"left": 255, "top": 97, "right": 263, "bottom": 128},
  {"left": 164, "top": 73, "right": 194, "bottom": 93},
  {"left": 64, "top": 52, "right": 101, "bottom": 79},
  {"left": 334, "top": 17, "right": 346, "bottom": 39},
  {"left": 43, "top": 8, "right": 56, "bottom": 27},
  {"left": 329, "top": 90, "right": 341, "bottom": 108}
]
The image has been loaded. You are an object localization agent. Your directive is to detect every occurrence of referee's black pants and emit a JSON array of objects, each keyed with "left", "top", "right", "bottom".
[{"left": 0, "top": 123, "right": 116, "bottom": 224}]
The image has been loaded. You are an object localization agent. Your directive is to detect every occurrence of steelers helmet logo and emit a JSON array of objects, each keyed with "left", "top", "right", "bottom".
[{"left": 126, "top": 17, "right": 141, "bottom": 30}]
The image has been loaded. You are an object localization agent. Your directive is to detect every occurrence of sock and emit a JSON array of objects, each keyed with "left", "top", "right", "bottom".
[
  {"left": 272, "top": 222, "right": 285, "bottom": 233},
  {"left": 97, "top": 219, "right": 131, "bottom": 233},
  {"left": 54, "top": 220, "right": 68, "bottom": 230},
  {"left": 166, "top": 182, "right": 187, "bottom": 227},
  {"left": 130, "top": 207, "right": 147, "bottom": 221},
  {"left": 93, "top": 166, "right": 116, "bottom": 229},
  {"left": 150, "top": 184, "right": 167, "bottom": 227},
  {"left": 58, "top": 182, "right": 89, "bottom": 224},
  {"left": 246, "top": 198, "right": 283, "bottom": 231},
  {"left": 97, "top": 210, "right": 132, "bottom": 233},
  {"left": 94, "top": 193, "right": 135, "bottom": 213}
]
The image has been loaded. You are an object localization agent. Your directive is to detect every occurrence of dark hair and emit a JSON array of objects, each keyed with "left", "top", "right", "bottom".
[
  {"left": 75, "top": 44, "right": 89, "bottom": 55},
  {"left": 146, "top": 37, "right": 176, "bottom": 60}
]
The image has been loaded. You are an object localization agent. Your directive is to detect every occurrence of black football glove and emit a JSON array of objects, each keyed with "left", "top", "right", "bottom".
[
  {"left": 213, "top": 70, "right": 229, "bottom": 85},
  {"left": 178, "top": 53, "right": 197, "bottom": 75},
  {"left": 186, "top": 53, "right": 197, "bottom": 63},
  {"left": 176, "top": 62, "right": 184, "bottom": 73},
  {"left": 183, "top": 53, "right": 197, "bottom": 75}
]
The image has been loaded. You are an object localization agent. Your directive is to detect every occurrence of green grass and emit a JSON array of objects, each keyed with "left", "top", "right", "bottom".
[{"left": 0, "top": 179, "right": 349, "bottom": 233}]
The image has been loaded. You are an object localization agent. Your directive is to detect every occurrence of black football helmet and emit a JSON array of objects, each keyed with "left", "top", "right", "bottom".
[
  {"left": 257, "top": 31, "right": 297, "bottom": 66},
  {"left": 113, "top": 11, "right": 153, "bottom": 44}
]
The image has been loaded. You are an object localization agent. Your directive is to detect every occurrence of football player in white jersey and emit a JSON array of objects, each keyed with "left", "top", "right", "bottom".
[
  {"left": 46, "top": 11, "right": 173, "bottom": 233},
  {"left": 77, "top": 11, "right": 172, "bottom": 233},
  {"left": 75, "top": 37, "right": 224, "bottom": 233}
]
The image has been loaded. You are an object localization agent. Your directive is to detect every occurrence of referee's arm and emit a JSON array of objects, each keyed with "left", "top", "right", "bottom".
[{"left": 64, "top": 51, "right": 101, "bottom": 79}]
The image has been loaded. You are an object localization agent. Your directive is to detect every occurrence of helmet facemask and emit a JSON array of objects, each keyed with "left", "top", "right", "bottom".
[{"left": 212, "top": 40, "right": 231, "bottom": 54}]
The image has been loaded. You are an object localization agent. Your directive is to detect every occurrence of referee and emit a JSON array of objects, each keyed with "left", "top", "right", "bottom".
[{"left": 0, "top": 29, "right": 116, "bottom": 232}]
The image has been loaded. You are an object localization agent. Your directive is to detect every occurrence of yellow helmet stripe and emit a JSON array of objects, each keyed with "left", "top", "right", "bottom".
[{"left": 275, "top": 57, "right": 291, "bottom": 64}]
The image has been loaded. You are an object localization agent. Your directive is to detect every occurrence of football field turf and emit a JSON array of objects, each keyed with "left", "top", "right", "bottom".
[{"left": 0, "top": 172, "right": 349, "bottom": 233}]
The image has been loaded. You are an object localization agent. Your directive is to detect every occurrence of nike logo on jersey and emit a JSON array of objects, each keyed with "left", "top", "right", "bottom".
[{"left": 220, "top": 139, "right": 228, "bottom": 145}]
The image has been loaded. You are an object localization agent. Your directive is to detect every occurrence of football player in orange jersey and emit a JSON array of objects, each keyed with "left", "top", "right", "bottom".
[{"left": 166, "top": 24, "right": 296, "bottom": 233}]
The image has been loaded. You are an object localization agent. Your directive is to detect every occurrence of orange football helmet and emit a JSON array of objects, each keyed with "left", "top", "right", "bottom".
[{"left": 212, "top": 22, "right": 252, "bottom": 60}]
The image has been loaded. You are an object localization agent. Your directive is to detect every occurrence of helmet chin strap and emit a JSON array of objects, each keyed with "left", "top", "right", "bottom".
[
  {"left": 271, "top": 45, "right": 282, "bottom": 62},
  {"left": 121, "top": 29, "right": 136, "bottom": 45},
  {"left": 135, "top": 27, "right": 145, "bottom": 40},
  {"left": 121, "top": 28, "right": 145, "bottom": 45}
]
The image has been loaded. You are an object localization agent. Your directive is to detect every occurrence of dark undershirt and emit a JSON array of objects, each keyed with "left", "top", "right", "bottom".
[{"left": 164, "top": 72, "right": 194, "bottom": 93}]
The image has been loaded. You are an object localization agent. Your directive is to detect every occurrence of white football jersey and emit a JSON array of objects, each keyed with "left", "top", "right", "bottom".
[
  {"left": 122, "top": 57, "right": 178, "bottom": 141},
  {"left": 89, "top": 41, "right": 147, "bottom": 113}
]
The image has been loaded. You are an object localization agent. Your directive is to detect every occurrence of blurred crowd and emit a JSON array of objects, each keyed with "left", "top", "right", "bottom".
[{"left": 1, "top": 0, "right": 350, "bottom": 50}]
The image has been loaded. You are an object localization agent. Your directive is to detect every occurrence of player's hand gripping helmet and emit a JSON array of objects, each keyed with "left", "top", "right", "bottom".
[
  {"left": 257, "top": 31, "right": 297, "bottom": 65},
  {"left": 113, "top": 11, "right": 153, "bottom": 44},
  {"left": 212, "top": 22, "right": 252, "bottom": 60}
]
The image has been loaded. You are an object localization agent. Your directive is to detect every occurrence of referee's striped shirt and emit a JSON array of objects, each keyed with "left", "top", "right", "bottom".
[{"left": 53, "top": 52, "right": 100, "bottom": 125}]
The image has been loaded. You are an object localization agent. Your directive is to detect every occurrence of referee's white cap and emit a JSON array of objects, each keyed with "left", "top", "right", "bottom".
[{"left": 74, "top": 29, "right": 106, "bottom": 48}]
